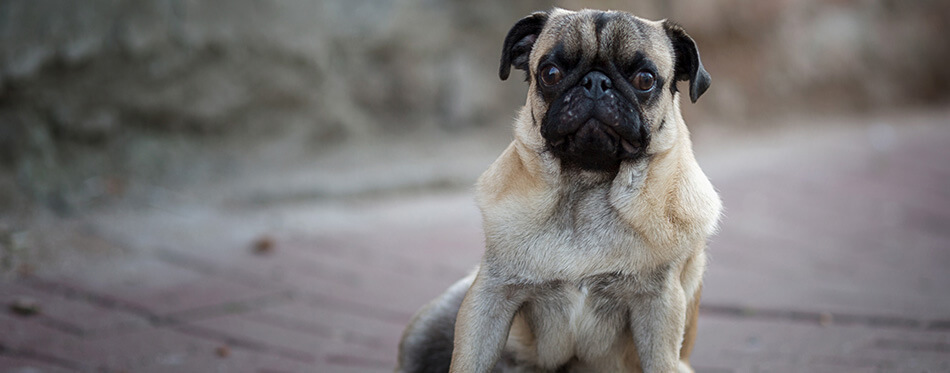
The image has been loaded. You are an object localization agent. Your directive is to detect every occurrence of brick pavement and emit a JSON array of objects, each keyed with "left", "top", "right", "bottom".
[{"left": 1, "top": 110, "right": 949, "bottom": 372}]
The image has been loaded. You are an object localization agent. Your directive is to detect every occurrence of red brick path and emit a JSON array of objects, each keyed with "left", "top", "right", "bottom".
[{"left": 1, "top": 112, "right": 949, "bottom": 372}]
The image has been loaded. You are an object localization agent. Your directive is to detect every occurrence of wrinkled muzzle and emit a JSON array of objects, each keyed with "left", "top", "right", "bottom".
[{"left": 541, "top": 71, "right": 650, "bottom": 171}]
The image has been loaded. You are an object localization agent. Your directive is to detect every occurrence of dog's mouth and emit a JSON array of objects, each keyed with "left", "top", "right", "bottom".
[
  {"left": 546, "top": 117, "right": 646, "bottom": 171},
  {"left": 540, "top": 83, "right": 650, "bottom": 171},
  {"left": 550, "top": 119, "right": 643, "bottom": 157}
]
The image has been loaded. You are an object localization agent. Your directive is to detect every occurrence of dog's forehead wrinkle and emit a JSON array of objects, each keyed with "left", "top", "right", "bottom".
[
  {"left": 543, "top": 11, "right": 598, "bottom": 62},
  {"left": 558, "top": 11, "right": 670, "bottom": 77},
  {"left": 535, "top": 9, "right": 674, "bottom": 78},
  {"left": 593, "top": 11, "right": 610, "bottom": 37},
  {"left": 609, "top": 16, "right": 672, "bottom": 76}
]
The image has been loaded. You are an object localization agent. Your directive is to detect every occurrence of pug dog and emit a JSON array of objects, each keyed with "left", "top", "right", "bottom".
[{"left": 398, "top": 8, "right": 721, "bottom": 373}]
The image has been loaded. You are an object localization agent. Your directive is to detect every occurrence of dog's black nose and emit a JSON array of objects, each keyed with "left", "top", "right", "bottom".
[{"left": 580, "top": 71, "right": 612, "bottom": 99}]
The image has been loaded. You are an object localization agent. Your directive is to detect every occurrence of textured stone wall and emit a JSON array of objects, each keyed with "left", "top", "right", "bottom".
[{"left": 1, "top": 0, "right": 947, "bottom": 211}]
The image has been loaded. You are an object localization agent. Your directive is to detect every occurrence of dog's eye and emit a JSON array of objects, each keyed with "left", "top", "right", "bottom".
[
  {"left": 539, "top": 64, "right": 563, "bottom": 86},
  {"left": 632, "top": 71, "right": 655, "bottom": 91}
]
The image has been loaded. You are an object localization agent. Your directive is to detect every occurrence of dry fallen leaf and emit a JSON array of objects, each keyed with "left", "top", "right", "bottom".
[
  {"left": 16, "top": 263, "right": 34, "bottom": 277},
  {"left": 9, "top": 297, "right": 41, "bottom": 317},
  {"left": 252, "top": 235, "right": 275, "bottom": 255},
  {"left": 215, "top": 345, "right": 230, "bottom": 358},
  {"left": 819, "top": 312, "right": 833, "bottom": 327}
]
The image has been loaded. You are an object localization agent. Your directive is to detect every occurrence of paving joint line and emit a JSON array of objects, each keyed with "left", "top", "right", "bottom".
[
  {"left": 153, "top": 246, "right": 415, "bottom": 324},
  {"left": 241, "top": 311, "right": 388, "bottom": 350},
  {"left": 32, "top": 314, "right": 87, "bottom": 337},
  {"left": 171, "top": 324, "right": 317, "bottom": 363},
  {"left": 872, "top": 339, "right": 950, "bottom": 353},
  {"left": 325, "top": 353, "right": 394, "bottom": 370},
  {"left": 15, "top": 277, "right": 318, "bottom": 366},
  {"left": 299, "top": 291, "right": 413, "bottom": 325},
  {"left": 157, "top": 291, "right": 296, "bottom": 326},
  {"left": 0, "top": 342, "right": 94, "bottom": 372},
  {"left": 20, "top": 277, "right": 162, "bottom": 323},
  {"left": 152, "top": 248, "right": 274, "bottom": 288},
  {"left": 700, "top": 303, "right": 950, "bottom": 331},
  {"left": 21, "top": 276, "right": 296, "bottom": 329}
]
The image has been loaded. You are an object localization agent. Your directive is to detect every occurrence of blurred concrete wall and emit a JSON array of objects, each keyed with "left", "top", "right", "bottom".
[
  {"left": 1, "top": 0, "right": 948, "bottom": 211},
  {"left": 667, "top": 0, "right": 950, "bottom": 117}
]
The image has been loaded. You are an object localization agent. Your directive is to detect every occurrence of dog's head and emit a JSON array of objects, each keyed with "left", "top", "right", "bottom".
[{"left": 500, "top": 9, "right": 710, "bottom": 172}]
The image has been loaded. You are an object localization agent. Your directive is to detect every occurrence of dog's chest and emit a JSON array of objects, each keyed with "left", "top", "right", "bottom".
[
  {"left": 488, "top": 181, "right": 655, "bottom": 279},
  {"left": 512, "top": 273, "right": 656, "bottom": 368}
]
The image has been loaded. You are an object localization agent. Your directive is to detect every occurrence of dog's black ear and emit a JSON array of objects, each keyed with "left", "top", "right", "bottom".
[
  {"left": 499, "top": 11, "right": 549, "bottom": 81},
  {"left": 664, "top": 21, "right": 710, "bottom": 103}
]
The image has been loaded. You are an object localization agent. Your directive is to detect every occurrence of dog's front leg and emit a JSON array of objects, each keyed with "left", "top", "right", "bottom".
[
  {"left": 630, "top": 270, "right": 688, "bottom": 373},
  {"left": 450, "top": 271, "right": 527, "bottom": 373}
]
